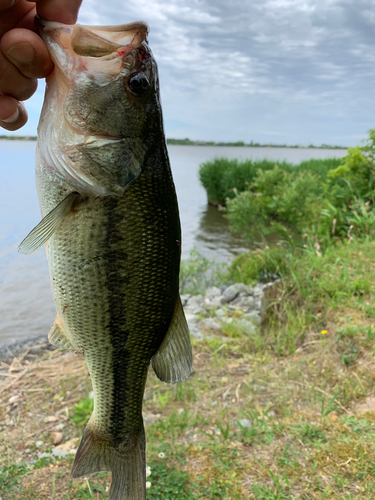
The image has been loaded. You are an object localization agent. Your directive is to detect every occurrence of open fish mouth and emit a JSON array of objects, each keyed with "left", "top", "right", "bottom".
[
  {"left": 34, "top": 17, "right": 157, "bottom": 197},
  {"left": 36, "top": 16, "right": 150, "bottom": 81}
]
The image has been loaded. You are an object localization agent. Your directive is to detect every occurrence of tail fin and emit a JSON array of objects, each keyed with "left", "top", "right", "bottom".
[{"left": 71, "top": 424, "right": 146, "bottom": 500}]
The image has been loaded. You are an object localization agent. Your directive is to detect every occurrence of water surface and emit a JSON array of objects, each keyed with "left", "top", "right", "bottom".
[{"left": 0, "top": 142, "right": 347, "bottom": 346}]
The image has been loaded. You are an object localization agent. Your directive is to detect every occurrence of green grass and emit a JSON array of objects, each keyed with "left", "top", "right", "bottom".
[
  {"left": 198, "top": 157, "right": 342, "bottom": 206},
  {"left": 4, "top": 208, "right": 375, "bottom": 498},
  {"left": 227, "top": 238, "right": 375, "bottom": 355},
  {"left": 179, "top": 247, "right": 229, "bottom": 295}
]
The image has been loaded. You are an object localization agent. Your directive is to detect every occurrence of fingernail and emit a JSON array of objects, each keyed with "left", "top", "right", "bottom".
[
  {"left": 2, "top": 108, "right": 20, "bottom": 124},
  {"left": 7, "top": 43, "right": 35, "bottom": 64}
]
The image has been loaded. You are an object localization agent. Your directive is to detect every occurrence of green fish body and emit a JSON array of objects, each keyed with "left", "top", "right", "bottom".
[{"left": 19, "top": 18, "right": 192, "bottom": 500}]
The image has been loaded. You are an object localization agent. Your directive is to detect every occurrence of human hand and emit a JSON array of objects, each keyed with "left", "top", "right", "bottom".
[{"left": 0, "top": 0, "right": 82, "bottom": 131}]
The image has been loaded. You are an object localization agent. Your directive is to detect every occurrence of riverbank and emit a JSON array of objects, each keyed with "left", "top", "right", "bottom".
[
  {"left": 0, "top": 135, "right": 348, "bottom": 149},
  {"left": 2, "top": 267, "right": 375, "bottom": 498}
]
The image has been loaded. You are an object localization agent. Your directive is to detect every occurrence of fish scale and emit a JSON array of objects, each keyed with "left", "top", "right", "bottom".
[
  {"left": 49, "top": 156, "right": 181, "bottom": 435},
  {"left": 19, "top": 18, "right": 193, "bottom": 500}
]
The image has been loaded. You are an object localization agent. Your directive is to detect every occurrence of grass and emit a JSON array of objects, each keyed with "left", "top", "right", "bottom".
[
  {"left": 179, "top": 248, "right": 229, "bottom": 295},
  {"left": 228, "top": 238, "right": 375, "bottom": 355},
  {"left": 198, "top": 157, "right": 343, "bottom": 206},
  {"left": 2, "top": 229, "right": 375, "bottom": 498},
  {"left": 2, "top": 285, "right": 375, "bottom": 499}
]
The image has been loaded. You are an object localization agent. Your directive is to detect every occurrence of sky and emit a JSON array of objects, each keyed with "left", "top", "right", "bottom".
[{"left": 6, "top": 0, "right": 375, "bottom": 146}]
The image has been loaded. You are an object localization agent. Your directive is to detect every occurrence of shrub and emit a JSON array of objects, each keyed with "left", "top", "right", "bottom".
[
  {"left": 198, "top": 157, "right": 342, "bottom": 206},
  {"left": 222, "top": 131, "right": 375, "bottom": 247},
  {"left": 225, "top": 167, "right": 326, "bottom": 244}
]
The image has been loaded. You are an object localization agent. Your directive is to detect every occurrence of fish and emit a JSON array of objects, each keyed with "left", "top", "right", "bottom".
[{"left": 19, "top": 17, "right": 193, "bottom": 500}]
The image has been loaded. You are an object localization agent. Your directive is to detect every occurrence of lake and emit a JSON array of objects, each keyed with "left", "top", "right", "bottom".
[{"left": 0, "top": 141, "right": 347, "bottom": 347}]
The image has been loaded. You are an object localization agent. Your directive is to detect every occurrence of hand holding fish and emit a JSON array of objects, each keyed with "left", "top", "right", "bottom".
[{"left": 0, "top": 0, "right": 82, "bottom": 130}]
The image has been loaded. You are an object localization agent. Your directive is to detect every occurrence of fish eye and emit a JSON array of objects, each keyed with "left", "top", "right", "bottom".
[{"left": 128, "top": 73, "right": 150, "bottom": 96}]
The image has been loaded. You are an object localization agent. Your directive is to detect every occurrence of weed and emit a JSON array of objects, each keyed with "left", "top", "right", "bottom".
[
  {"left": 321, "top": 391, "right": 340, "bottom": 416},
  {"left": 340, "top": 341, "right": 361, "bottom": 367},
  {"left": 216, "top": 421, "right": 230, "bottom": 440},
  {"left": 0, "top": 462, "right": 31, "bottom": 495},
  {"left": 71, "top": 395, "right": 94, "bottom": 427},
  {"left": 180, "top": 248, "right": 229, "bottom": 295},
  {"left": 147, "top": 461, "right": 192, "bottom": 499},
  {"left": 153, "top": 390, "right": 170, "bottom": 410}
]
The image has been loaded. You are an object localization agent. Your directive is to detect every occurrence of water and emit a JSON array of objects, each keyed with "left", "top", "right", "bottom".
[{"left": 0, "top": 141, "right": 347, "bottom": 347}]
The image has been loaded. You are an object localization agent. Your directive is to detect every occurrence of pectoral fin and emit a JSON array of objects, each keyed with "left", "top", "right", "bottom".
[
  {"left": 48, "top": 315, "right": 74, "bottom": 350},
  {"left": 18, "top": 192, "right": 79, "bottom": 254},
  {"left": 152, "top": 296, "right": 193, "bottom": 384}
]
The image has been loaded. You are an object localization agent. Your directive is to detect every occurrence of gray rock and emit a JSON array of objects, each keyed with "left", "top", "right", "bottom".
[
  {"left": 215, "top": 308, "right": 226, "bottom": 317},
  {"left": 221, "top": 283, "right": 252, "bottom": 304},
  {"left": 185, "top": 313, "right": 199, "bottom": 324},
  {"left": 243, "top": 311, "right": 261, "bottom": 325},
  {"left": 252, "top": 285, "right": 265, "bottom": 298},
  {"left": 201, "top": 318, "right": 221, "bottom": 330},
  {"left": 235, "top": 418, "right": 251, "bottom": 429},
  {"left": 186, "top": 295, "right": 204, "bottom": 307},
  {"left": 39, "top": 448, "right": 72, "bottom": 459},
  {"left": 185, "top": 295, "right": 204, "bottom": 314},
  {"left": 189, "top": 323, "right": 203, "bottom": 340},
  {"left": 229, "top": 296, "right": 256, "bottom": 311},
  {"left": 208, "top": 296, "right": 223, "bottom": 308},
  {"left": 205, "top": 287, "right": 221, "bottom": 301},
  {"left": 180, "top": 294, "right": 192, "bottom": 307},
  {"left": 237, "top": 319, "right": 256, "bottom": 334},
  {"left": 221, "top": 317, "right": 233, "bottom": 325}
]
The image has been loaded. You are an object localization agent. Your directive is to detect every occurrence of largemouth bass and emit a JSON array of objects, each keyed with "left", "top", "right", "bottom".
[{"left": 19, "top": 17, "right": 192, "bottom": 500}]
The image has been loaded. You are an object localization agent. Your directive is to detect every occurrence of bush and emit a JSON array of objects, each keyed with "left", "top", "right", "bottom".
[
  {"left": 198, "top": 157, "right": 342, "bottom": 206},
  {"left": 222, "top": 131, "right": 375, "bottom": 248}
]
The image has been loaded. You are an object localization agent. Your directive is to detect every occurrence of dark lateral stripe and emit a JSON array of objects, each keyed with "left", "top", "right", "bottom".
[{"left": 104, "top": 196, "right": 131, "bottom": 442}]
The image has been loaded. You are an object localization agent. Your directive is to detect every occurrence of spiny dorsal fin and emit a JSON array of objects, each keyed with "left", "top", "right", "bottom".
[
  {"left": 152, "top": 296, "right": 193, "bottom": 384},
  {"left": 48, "top": 315, "right": 74, "bottom": 350},
  {"left": 18, "top": 192, "right": 79, "bottom": 254}
]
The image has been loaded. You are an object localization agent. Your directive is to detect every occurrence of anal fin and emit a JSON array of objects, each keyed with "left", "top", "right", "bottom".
[
  {"left": 48, "top": 315, "right": 74, "bottom": 350},
  {"left": 152, "top": 296, "right": 193, "bottom": 384}
]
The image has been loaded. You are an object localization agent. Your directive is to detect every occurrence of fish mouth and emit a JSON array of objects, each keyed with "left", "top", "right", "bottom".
[{"left": 35, "top": 16, "right": 149, "bottom": 80}]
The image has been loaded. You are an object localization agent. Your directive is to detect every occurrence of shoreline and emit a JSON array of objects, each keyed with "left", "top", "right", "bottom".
[
  {"left": 0, "top": 334, "right": 56, "bottom": 365},
  {"left": 0, "top": 136, "right": 349, "bottom": 149}
]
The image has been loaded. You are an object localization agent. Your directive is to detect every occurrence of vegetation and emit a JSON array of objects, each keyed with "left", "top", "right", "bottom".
[
  {"left": 167, "top": 138, "right": 347, "bottom": 149},
  {"left": 180, "top": 248, "right": 228, "bottom": 295},
  {"left": 1, "top": 132, "right": 375, "bottom": 498},
  {"left": 199, "top": 157, "right": 343, "bottom": 205},
  {"left": 2, "top": 308, "right": 375, "bottom": 498},
  {"left": 225, "top": 143, "right": 375, "bottom": 249},
  {"left": 0, "top": 135, "right": 347, "bottom": 148},
  {"left": 0, "top": 135, "right": 37, "bottom": 141}
]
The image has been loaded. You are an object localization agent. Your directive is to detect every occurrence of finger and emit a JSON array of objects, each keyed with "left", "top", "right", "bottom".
[
  {"left": 0, "top": 95, "right": 28, "bottom": 130},
  {"left": 1, "top": 28, "right": 53, "bottom": 78},
  {"left": 0, "top": 1, "right": 36, "bottom": 34},
  {"left": 0, "top": 48, "right": 37, "bottom": 100},
  {"left": 34, "top": 0, "right": 82, "bottom": 24},
  {"left": 0, "top": 0, "right": 18, "bottom": 11}
]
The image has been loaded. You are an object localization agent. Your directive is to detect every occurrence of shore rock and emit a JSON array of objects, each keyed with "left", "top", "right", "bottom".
[{"left": 182, "top": 280, "right": 280, "bottom": 340}]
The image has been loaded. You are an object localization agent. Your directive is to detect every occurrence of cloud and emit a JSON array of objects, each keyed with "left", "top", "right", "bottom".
[{"left": 11, "top": 0, "right": 375, "bottom": 146}]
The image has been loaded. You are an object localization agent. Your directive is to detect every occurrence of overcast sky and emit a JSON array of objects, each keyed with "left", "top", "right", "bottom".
[{"left": 8, "top": 0, "right": 375, "bottom": 146}]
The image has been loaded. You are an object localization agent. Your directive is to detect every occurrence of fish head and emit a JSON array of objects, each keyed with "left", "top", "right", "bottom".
[{"left": 36, "top": 18, "right": 163, "bottom": 196}]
